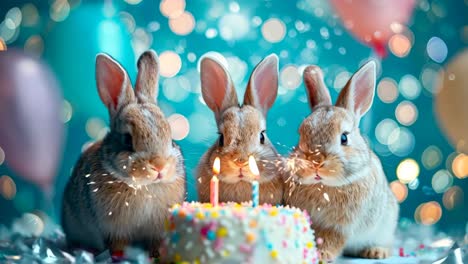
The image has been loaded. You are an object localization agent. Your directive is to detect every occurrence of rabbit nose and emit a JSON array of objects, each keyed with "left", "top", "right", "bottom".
[
  {"left": 149, "top": 157, "right": 164, "bottom": 171},
  {"left": 310, "top": 153, "right": 326, "bottom": 168}
]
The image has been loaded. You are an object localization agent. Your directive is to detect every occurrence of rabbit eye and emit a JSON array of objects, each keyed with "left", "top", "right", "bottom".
[
  {"left": 218, "top": 133, "right": 224, "bottom": 147},
  {"left": 341, "top": 133, "right": 349, "bottom": 146},
  {"left": 260, "top": 131, "right": 265, "bottom": 144},
  {"left": 122, "top": 133, "right": 133, "bottom": 150}
]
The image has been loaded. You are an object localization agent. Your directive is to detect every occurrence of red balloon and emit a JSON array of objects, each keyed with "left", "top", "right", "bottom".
[
  {"left": 0, "top": 50, "right": 64, "bottom": 193},
  {"left": 330, "top": 0, "right": 416, "bottom": 57}
]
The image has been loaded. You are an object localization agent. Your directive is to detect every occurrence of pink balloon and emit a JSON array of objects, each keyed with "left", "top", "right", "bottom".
[
  {"left": 330, "top": 0, "right": 416, "bottom": 57},
  {"left": 0, "top": 50, "right": 64, "bottom": 193}
]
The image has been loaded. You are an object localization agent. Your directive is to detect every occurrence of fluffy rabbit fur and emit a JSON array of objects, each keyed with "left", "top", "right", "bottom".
[
  {"left": 61, "top": 50, "right": 185, "bottom": 256},
  {"left": 196, "top": 55, "right": 284, "bottom": 205},
  {"left": 284, "top": 62, "right": 398, "bottom": 261}
]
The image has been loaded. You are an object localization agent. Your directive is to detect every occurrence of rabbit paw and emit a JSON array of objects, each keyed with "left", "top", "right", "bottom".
[
  {"left": 359, "top": 247, "right": 390, "bottom": 259},
  {"left": 320, "top": 249, "right": 338, "bottom": 262}
]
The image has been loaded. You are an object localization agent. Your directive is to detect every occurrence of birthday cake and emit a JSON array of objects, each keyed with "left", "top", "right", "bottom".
[{"left": 160, "top": 202, "right": 318, "bottom": 264}]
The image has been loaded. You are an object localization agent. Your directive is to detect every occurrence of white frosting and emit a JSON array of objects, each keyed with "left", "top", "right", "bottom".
[{"left": 160, "top": 202, "right": 318, "bottom": 264}]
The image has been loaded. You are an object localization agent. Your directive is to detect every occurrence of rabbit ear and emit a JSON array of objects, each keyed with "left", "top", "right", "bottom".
[
  {"left": 96, "top": 53, "right": 135, "bottom": 115},
  {"left": 200, "top": 56, "right": 238, "bottom": 121},
  {"left": 336, "top": 61, "right": 376, "bottom": 119},
  {"left": 303, "top": 65, "right": 331, "bottom": 109},
  {"left": 135, "top": 50, "right": 159, "bottom": 103},
  {"left": 243, "top": 54, "right": 279, "bottom": 116}
]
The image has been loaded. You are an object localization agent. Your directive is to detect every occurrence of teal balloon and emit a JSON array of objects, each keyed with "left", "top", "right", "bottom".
[{"left": 44, "top": 4, "right": 135, "bottom": 117}]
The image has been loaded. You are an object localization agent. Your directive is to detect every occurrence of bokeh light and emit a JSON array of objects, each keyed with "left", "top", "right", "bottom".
[
  {"left": 261, "top": 18, "right": 286, "bottom": 43},
  {"left": 417, "top": 201, "right": 442, "bottom": 226},
  {"left": 0, "top": 175, "right": 17, "bottom": 200},
  {"left": 395, "top": 101, "right": 418, "bottom": 126},
  {"left": 377, "top": 78, "right": 398, "bottom": 103},
  {"left": 160, "top": 0, "right": 186, "bottom": 19},
  {"left": 167, "top": 114, "right": 190, "bottom": 141},
  {"left": 21, "top": 4, "right": 39, "bottom": 27},
  {"left": 85, "top": 118, "right": 106, "bottom": 140},
  {"left": 0, "top": 146, "right": 5, "bottom": 166},
  {"left": 388, "top": 127, "right": 415, "bottom": 157},
  {"left": 24, "top": 35, "right": 44, "bottom": 56},
  {"left": 159, "top": 51, "right": 182, "bottom": 78},
  {"left": 389, "top": 34, "right": 411, "bottom": 58},
  {"left": 399, "top": 74, "right": 421, "bottom": 100},
  {"left": 421, "top": 145, "right": 443, "bottom": 170},
  {"left": 12, "top": 213, "right": 44, "bottom": 237},
  {"left": 408, "top": 178, "right": 419, "bottom": 190},
  {"left": 61, "top": 100, "right": 73, "bottom": 123},
  {"left": 169, "top": 11, "right": 195, "bottom": 36},
  {"left": 163, "top": 78, "right": 189, "bottom": 102},
  {"left": 219, "top": 14, "right": 249, "bottom": 41},
  {"left": 442, "top": 186, "right": 464, "bottom": 210},
  {"left": 420, "top": 63, "right": 443, "bottom": 94},
  {"left": 124, "top": 0, "right": 143, "bottom": 5},
  {"left": 375, "top": 118, "right": 398, "bottom": 145},
  {"left": 280, "top": 65, "right": 301, "bottom": 90},
  {"left": 426, "top": 36, "right": 448, "bottom": 63},
  {"left": 396, "top": 158, "right": 420, "bottom": 184},
  {"left": 390, "top": 180, "right": 408, "bottom": 203},
  {"left": 333, "top": 71, "right": 351, "bottom": 91},
  {"left": 452, "top": 153, "right": 468, "bottom": 179},
  {"left": 50, "top": 0, "right": 70, "bottom": 22},
  {"left": 431, "top": 169, "right": 453, "bottom": 193}
]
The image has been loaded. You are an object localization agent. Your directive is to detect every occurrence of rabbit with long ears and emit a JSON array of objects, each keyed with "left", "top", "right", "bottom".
[
  {"left": 284, "top": 62, "right": 398, "bottom": 261},
  {"left": 196, "top": 54, "right": 284, "bottom": 205},
  {"left": 61, "top": 50, "right": 185, "bottom": 256}
]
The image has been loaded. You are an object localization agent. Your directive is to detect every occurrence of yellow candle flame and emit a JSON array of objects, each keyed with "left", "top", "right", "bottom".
[
  {"left": 248, "top": 155, "right": 259, "bottom": 176},
  {"left": 213, "top": 157, "right": 220, "bottom": 175}
]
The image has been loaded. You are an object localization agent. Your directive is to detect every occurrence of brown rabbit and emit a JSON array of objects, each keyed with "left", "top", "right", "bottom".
[
  {"left": 196, "top": 54, "right": 284, "bottom": 205},
  {"left": 61, "top": 50, "right": 185, "bottom": 256},
  {"left": 284, "top": 62, "right": 398, "bottom": 261}
]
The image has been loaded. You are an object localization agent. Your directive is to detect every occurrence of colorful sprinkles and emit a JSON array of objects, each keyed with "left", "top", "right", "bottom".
[{"left": 160, "top": 202, "right": 318, "bottom": 263}]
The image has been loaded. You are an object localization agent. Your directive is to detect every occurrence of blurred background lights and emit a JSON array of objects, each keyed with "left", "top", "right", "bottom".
[
  {"left": 377, "top": 78, "right": 398, "bottom": 103},
  {"left": 85, "top": 117, "right": 106, "bottom": 140},
  {"left": 442, "top": 186, "right": 464, "bottom": 210},
  {"left": 333, "top": 71, "right": 351, "bottom": 91},
  {"left": 0, "top": 175, "right": 16, "bottom": 200},
  {"left": 50, "top": 0, "right": 70, "bottom": 22},
  {"left": 12, "top": 213, "right": 44, "bottom": 237},
  {"left": 24, "top": 35, "right": 44, "bottom": 57},
  {"left": 219, "top": 13, "right": 249, "bottom": 41},
  {"left": 280, "top": 65, "right": 301, "bottom": 90},
  {"left": 124, "top": 0, "right": 143, "bottom": 5},
  {"left": 399, "top": 74, "right": 421, "bottom": 100},
  {"left": 388, "top": 127, "right": 415, "bottom": 157},
  {"left": 226, "top": 56, "right": 247, "bottom": 83},
  {"left": 169, "top": 11, "right": 195, "bottom": 36},
  {"left": 375, "top": 118, "right": 398, "bottom": 145},
  {"left": 431, "top": 169, "right": 453, "bottom": 193},
  {"left": 395, "top": 101, "right": 418, "bottom": 126},
  {"left": 159, "top": 51, "right": 182, "bottom": 78},
  {"left": 426, "top": 36, "right": 448, "bottom": 63},
  {"left": 418, "top": 201, "right": 442, "bottom": 226},
  {"left": 61, "top": 100, "right": 73, "bottom": 123},
  {"left": 421, "top": 145, "right": 443, "bottom": 170},
  {"left": 160, "top": 0, "right": 186, "bottom": 18},
  {"left": 452, "top": 153, "right": 468, "bottom": 179},
  {"left": 390, "top": 180, "right": 408, "bottom": 203},
  {"left": 408, "top": 178, "right": 419, "bottom": 190},
  {"left": 20, "top": 4, "right": 39, "bottom": 27},
  {"left": 420, "top": 63, "right": 442, "bottom": 94},
  {"left": 389, "top": 34, "right": 411, "bottom": 58},
  {"left": 163, "top": 78, "right": 189, "bottom": 102},
  {"left": 397, "top": 158, "right": 420, "bottom": 184},
  {"left": 261, "top": 18, "right": 286, "bottom": 43},
  {"left": 167, "top": 114, "right": 190, "bottom": 141},
  {"left": 0, "top": 146, "right": 4, "bottom": 166}
]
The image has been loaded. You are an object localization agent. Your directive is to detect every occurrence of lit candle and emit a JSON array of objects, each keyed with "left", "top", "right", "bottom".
[
  {"left": 248, "top": 155, "right": 260, "bottom": 207},
  {"left": 210, "top": 157, "right": 220, "bottom": 207}
]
